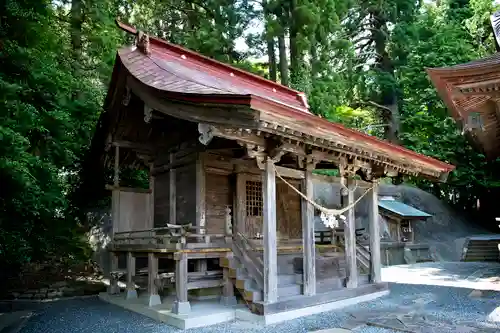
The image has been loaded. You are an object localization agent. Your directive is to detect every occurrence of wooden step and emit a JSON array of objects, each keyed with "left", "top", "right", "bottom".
[{"left": 242, "top": 288, "right": 262, "bottom": 302}]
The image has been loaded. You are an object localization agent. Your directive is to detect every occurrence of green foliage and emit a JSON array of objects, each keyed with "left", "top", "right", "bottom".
[{"left": 3, "top": 0, "right": 500, "bottom": 276}]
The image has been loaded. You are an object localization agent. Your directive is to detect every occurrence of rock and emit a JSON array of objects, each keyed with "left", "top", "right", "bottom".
[
  {"left": 51, "top": 281, "right": 68, "bottom": 289},
  {"left": 47, "top": 291, "right": 63, "bottom": 298},
  {"left": 33, "top": 293, "right": 46, "bottom": 299}
]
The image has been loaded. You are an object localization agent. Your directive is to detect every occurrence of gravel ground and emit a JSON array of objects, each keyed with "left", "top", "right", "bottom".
[{"left": 17, "top": 262, "right": 500, "bottom": 333}]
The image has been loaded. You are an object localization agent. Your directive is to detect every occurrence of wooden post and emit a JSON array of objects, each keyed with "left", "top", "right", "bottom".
[
  {"left": 344, "top": 177, "right": 358, "bottom": 288},
  {"left": 169, "top": 153, "right": 176, "bottom": 224},
  {"left": 369, "top": 181, "right": 381, "bottom": 283},
  {"left": 126, "top": 252, "right": 137, "bottom": 299},
  {"left": 220, "top": 266, "right": 237, "bottom": 305},
  {"left": 235, "top": 172, "right": 246, "bottom": 234},
  {"left": 263, "top": 157, "right": 278, "bottom": 303},
  {"left": 149, "top": 164, "right": 155, "bottom": 228},
  {"left": 108, "top": 252, "right": 120, "bottom": 295},
  {"left": 172, "top": 253, "right": 191, "bottom": 314},
  {"left": 195, "top": 154, "right": 207, "bottom": 274},
  {"left": 147, "top": 252, "right": 161, "bottom": 306},
  {"left": 301, "top": 167, "right": 316, "bottom": 296}
]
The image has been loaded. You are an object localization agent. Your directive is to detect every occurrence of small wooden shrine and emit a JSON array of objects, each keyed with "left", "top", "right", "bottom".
[
  {"left": 378, "top": 197, "right": 431, "bottom": 243},
  {"left": 87, "top": 20, "right": 454, "bottom": 326}
]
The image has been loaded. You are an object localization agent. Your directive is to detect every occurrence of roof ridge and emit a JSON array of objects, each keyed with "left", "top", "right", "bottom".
[{"left": 115, "top": 19, "right": 309, "bottom": 109}]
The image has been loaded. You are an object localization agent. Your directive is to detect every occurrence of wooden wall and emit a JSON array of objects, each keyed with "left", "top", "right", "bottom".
[
  {"left": 113, "top": 190, "right": 152, "bottom": 233},
  {"left": 205, "top": 172, "right": 231, "bottom": 234},
  {"left": 176, "top": 164, "right": 197, "bottom": 225},
  {"left": 154, "top": 172, "right": 170, "bottom": 227},
  {"left": 277, "top": 179, "right": 302, "bottom": 239}
]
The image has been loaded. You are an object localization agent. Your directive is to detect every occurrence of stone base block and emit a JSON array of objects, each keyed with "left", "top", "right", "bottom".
[
  {"left": 126, "top": 289, "right": 138, "bottom": 300},
  {"left": 148, "top": 294, "right": 162, "bottom": 307},
  {"left": 172, "top": 301, "right": 191, "bottom": 314}
]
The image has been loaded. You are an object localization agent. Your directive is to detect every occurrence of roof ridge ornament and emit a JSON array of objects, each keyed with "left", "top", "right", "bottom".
[{"left": 136, "top": 31, "right": 151, "bottom": 56}]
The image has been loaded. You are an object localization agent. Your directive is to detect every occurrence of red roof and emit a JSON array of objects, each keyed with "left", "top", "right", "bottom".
[{"left": 116, "top": 20, "right": 454, "bottom": 175}]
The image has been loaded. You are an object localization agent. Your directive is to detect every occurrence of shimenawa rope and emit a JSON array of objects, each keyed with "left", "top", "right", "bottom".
[{"left": 273, "top": 165, "right": 374, "bottom": 228}]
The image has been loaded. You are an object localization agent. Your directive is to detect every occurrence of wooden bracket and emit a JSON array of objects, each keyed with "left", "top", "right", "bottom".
[
  {"left": 198, "top": 123, "right": 215, "bottom": 146},
  {"left": 246, "top": 144, "right": 266, "bottom": 169},
  {"left": 122, "top": 86, "right": 131, "bottom": 106},
  {"left": 144, "top": 104, "right": 153, "bottom": 123},
  {"left": 338, "top": 157, "right": 359, "bottom": 177}
]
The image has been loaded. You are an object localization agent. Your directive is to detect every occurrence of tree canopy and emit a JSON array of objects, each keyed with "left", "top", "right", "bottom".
[{"left": 1, "top": 0, "right": 500, "bottom": 272}]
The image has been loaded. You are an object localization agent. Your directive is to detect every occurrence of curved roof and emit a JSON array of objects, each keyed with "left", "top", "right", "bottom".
[
  {"left": 427, "top": 54, "right": 500, "bottom": 158},
  {"left": 112, "top": 20, "right": 454, "bottom": 180}
]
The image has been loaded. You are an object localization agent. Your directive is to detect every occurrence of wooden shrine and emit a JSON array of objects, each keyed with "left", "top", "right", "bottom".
[
  {"left": 87, "top": 20, "right": 455, "bottom": 322},
  {"left": 378, "top": 197, "right": 431, "bottom": 244}
]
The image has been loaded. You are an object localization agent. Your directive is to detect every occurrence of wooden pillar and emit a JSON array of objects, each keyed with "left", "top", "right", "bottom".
[
  {"left": 301, "top": 167, "right": 316, "bottom": 296},
  {"left": 149, "top": 164, "right": 155, "bottom": 228},
  {"left": 172, "top": 253, "right": 191, "bottom": 314},
  {"left": 263, "top": 157, "right": 278, "bottom": 303},
  {"left": 108, "top": 252, "right": 120, "bottom": 295},
  {"left": 195, "top": 154, "right": 207, "bottom": 274},
  {"left": 235, "top": 172, "right": 246, "bottom": 234},
  {"left": 344, "top": 177, "right": 358, "bottom": 288},
  {"left": 369, "top": 181, "right": 382, "bottom": 283},
  {"left": 169, "top": 153, "right": 176, "bottom": 224},
  {"left": 220, "top": 266, "right": 237, "bottom": 305},
  {"left": 147, "top": 252, "right": 161, "bottom": 306},
  {"left": 126, "top": 252, "right": 137, "bottom": 299}
]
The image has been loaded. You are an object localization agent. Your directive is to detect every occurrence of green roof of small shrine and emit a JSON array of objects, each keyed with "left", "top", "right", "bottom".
[{"left": 378, "top": 199, "right": 431, "bottom": 219}]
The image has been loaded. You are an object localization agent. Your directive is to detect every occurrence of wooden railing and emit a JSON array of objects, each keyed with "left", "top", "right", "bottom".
[
  {"left": 355, "top": 239, "right": 371, "bottom": 270},
  {"left": 233, "top": 232, "right": 264, "bottom": 290},
  {"left": 112, "top": 224, "right": 229, "bottom": 250}
]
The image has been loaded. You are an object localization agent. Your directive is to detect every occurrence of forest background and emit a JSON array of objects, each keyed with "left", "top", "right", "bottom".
[{"left": 1, "top": 0, "right": 499, "bottom": 280}]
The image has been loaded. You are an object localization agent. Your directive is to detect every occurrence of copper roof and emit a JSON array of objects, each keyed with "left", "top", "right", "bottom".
[{"left": 112, "top": 20, "right": 454, "bottom": 178}]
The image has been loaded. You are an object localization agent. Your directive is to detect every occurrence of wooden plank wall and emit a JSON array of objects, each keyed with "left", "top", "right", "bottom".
[
  {"left": 277, "top": 179, "right": 302, "bottom": 239},
  {"left": 114, "top": 191, "right": 152, "bottom": 232},
  {"left": 154, "top": 172, "right": 170, "bottom": 227},
  {"left": 176, "top": 164, "right": 197, "bottom": 225},
  {"left": 205, "top": 172, "right": 231, "bottom": 234}
]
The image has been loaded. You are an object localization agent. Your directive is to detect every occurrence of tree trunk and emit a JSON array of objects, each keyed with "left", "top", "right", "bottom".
[
  {"left": 289, "top": 0, "right": 299, "bottom": 85},
  {"left": 70, "top": 0, "right": 83, "bottom": 66},
  {"left": 372, "top": 11, "right": 399, "bottom": 143},
  {"left": 263, "top": 0, "right": 277, "bottom": 81},
  {"left": 278, "top": 33, "right": 289, "bottom": 86}
]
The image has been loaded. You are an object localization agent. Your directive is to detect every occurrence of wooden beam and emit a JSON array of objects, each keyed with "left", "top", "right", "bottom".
[
  {"left": 114, "top": 145, "right": 119, "bottom": 186},
  {"left": 275, "top": 165, "right": 304, "bottom": 179},
  {"left": 301, "top": 166, "right": 316, "bottom": 296},
  {"left": 263, "top": 157, "right": 278, "bottom": 303},
  {"left": 369, "top": 181, "right": 381, "bottom": 283},
  {"left": 344, "top": 177, "right": 358, "bottom": 288},
  {"left": 152, "top": 152, "right": 197, "bottom": 175},
  {"left": 112, "top": 140, "right": 155, "bottom": 152},
  {"left": 169, "top": 153, "right": 176, "bottom": 224},
  {"left": 105, "top": 185, "right": 152, "bottom": 193},
  {"left": 196, "top": 153, "right": 206, "bottom": 231}
]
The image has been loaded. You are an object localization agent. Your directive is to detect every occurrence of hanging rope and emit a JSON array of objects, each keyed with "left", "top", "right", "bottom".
[{"left": 273, "top": 165, "right": 374, "bottom": 229}]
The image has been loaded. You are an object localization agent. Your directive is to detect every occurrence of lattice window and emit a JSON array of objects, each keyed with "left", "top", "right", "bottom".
[{"left": 246, "top": 181, "right": 263, "bottom": 216}]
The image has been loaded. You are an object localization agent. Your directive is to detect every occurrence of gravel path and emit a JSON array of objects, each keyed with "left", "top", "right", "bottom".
[{"left": 18, "top": 263, "right": 500, "bottom": 333}]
